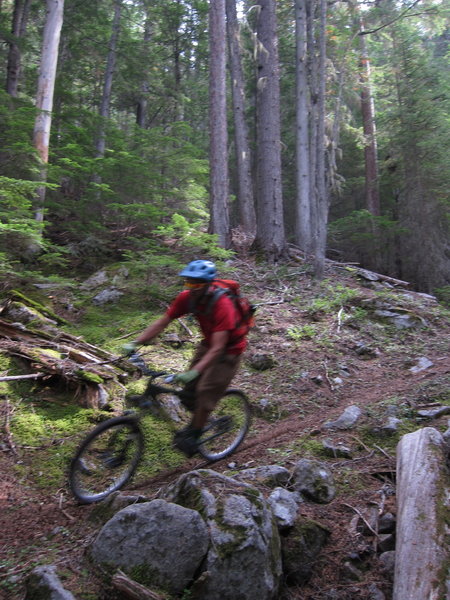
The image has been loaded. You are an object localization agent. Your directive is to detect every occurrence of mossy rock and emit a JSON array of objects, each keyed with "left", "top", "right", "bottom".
[{"left": 282, "top": 518, "right": 331, "bottom": 585}]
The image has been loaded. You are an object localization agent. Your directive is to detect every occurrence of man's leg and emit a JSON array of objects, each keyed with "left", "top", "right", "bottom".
[
  {"left": 193, "top": 353, "right": 241, "bottom": 428},
  {"left": 174, "top": 352, "right": 241, "bottom": 457}
]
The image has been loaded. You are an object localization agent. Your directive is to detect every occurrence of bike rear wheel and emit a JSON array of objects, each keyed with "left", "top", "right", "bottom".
[
  {"left": 68, "top": 415, "right": 144, "bottom": 504},
  {"left": 198, "top": 390, "right": 251, "bottom": 462}
]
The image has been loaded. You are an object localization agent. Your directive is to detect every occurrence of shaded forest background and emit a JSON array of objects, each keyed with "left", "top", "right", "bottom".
[{"left": 0, "top": 0, "right": 449, "bottom": 298}]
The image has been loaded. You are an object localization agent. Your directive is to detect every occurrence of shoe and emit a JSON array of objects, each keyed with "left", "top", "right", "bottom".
[{"left": 173, "top": 427, "right": 200, "bottom": 458}]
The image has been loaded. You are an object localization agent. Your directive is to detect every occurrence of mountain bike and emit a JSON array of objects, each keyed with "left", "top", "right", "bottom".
[{"left": 68, "top": 353, "right": 252, "bottom": 504}]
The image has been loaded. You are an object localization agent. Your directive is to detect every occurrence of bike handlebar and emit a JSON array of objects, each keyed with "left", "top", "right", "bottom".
[{"left": 128, "top": 353, "right": 176, "bottom": 383}]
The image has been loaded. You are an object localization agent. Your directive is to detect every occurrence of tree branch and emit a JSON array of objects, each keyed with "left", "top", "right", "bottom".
[
  {"left": 359, "top": 0, "right": 424, "bottom": 36},
  {"left": 0, "top": 373, "right": 45, "bottom": 381}
]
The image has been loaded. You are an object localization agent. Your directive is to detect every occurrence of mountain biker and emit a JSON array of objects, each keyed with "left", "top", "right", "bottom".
[{"left": 122, "top": 260, "right": 248, "bottom": 458}]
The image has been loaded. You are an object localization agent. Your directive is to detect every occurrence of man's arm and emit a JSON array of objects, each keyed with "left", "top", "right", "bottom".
[
  {"left": 136, "top": 314, "right": 172, "bottom": 345},
  {"left": 193, "top": 330, "right": 229, "bottom": 373}
]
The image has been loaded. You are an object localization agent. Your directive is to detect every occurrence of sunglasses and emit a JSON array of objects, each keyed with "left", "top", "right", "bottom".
[{"left": 184, "top": 280, "right": 208, "bottom": 290}]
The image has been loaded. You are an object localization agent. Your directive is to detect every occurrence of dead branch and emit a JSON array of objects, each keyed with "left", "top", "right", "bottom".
[
  {"left": 254, "top": 299, "right": 286, "bottom": 307},
  {"left": 0, "top": 318, "right": 134, "bottom": 409},
  {"left": 287, "top": 244, "right": 359, "bottom": 267},
  {"left": 322, "top": 361, "right": 335, "bottom": 391},
  {"left": 111, "top": 570, "right": 166, "bottom": 600},
  {"left": 177, "top": 318, "right": 193, "bottom": 336},
  {"left": 354, "top": 268, "right": 410, "bottom": 287},
  {"left": 349, "top": 435, "right": 373, "bottom": 454},
  {"left": 342, "top": 503, "right": 379, "bottom": 538},
  {"left": 374, "top": 444, "right": 394, "bottom": 460},
  {"left": 0, "top": 373, "right": 45, "bottom": 381}
]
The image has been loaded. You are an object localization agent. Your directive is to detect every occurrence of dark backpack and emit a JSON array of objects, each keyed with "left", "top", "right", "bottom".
[{"left": 189, "top": 279, "right": 256, "bottom": 343}]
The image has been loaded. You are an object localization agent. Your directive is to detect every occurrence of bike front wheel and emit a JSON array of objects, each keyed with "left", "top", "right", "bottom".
[
  {"left": 68, "top": 415, "right": 144, "bottom": 504},
  {"left": 198, "top": 389, "right": 251, "bottom": 462}
]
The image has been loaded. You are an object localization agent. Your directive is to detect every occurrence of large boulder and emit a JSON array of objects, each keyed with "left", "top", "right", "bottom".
[
  {"left": 25, "top": 565, "right": 76, "bottom": 600},
  {"left": 160, "top": 469, "right": 282, "bottom": 600},
  {"left": 90, "top": 499, "right": 209, "bottom": 595},
  {"left": 282, "top": 519, "right": 331, "bottom": 585},
  {"left": 292, "top": 459, "right": 336, "bottom": 504}
]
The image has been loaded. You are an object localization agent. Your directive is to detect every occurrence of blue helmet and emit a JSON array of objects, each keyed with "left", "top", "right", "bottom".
[{"left": 178, "top": 260, "right": 217, "bottom": 281}]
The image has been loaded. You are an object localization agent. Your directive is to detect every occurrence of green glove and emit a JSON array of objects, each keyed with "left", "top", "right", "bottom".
[
  {"left": 173, "top": 369, "right": 200, "bottom": 385},
  {"left": 122, "top": 341, "right": 138, "bottom": 356}
]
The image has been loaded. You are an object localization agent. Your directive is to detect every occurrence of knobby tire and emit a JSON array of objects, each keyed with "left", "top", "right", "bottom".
[
  {"left": 68, "top": 415, "right": 144, "bottom": 504},
  {"left": 198, "top": 389, "right": 251, "bottom": 462}
]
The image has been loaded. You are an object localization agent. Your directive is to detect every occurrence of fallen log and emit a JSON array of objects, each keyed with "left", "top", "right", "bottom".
[
  {"left": 111, "top": 570, "right": 166, "bottom": 600},
  {"left": 0, "top": 318, "right": 135, "bottom": 409},
  {"left": 394, "top": 427, "right": 449, "bottom": 600},
  {"left": 355, "top": 268, "right": 410, "bottom": 288},
  {"left": 287, "top": 244, "right": 411, "bottom": 287}
]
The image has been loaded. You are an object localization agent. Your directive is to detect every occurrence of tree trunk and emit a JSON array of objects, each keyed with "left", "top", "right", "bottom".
[
  {"left": 312, "top": 0, "right": 328, "bottom": 279},
  {"left": 394, "top": 427, "right": 449, "bottom": 600},
  {"left": 32, "top": 0, "right": 64, "bottom": 224},
  {"left": 6, "top": 0, "right": 30, "bottom": 97},
  {"left": 209, "top": 0, "right": 230, "bottom": 248},
  {"left": 359, "top": 20, "right": 380, "bottom": 216},
  {"left": 136, "top": 3, "right": 152, "bottom": 128},
  {"left": 226, "top": 0, "right": 256, "bottom": 247},
  {"left": 254, "top": 0, "right": 286, "bottom": 261},
  {"left": 294, "top": 0, "right": 312, "bottom": 254},
  {"left": 95, "top": 0, "right": 122, "bottom": 159},
  {"left": 307, "top": 0, "right": 318, "bottom": 259}
]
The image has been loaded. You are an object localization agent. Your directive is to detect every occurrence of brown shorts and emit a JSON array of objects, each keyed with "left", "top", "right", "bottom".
[{"left": 185, "top": 344, "right": 242, "bottom": 412}]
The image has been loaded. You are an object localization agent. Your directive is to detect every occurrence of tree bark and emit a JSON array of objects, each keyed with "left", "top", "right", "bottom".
[
  {"left": 95, "top": 0, "right": 122, "bottom": 159},
  {"left": 359, "top": 17, "right": 380, "bottom": 216},
  {"left": 295, "top": 0, "right": 312, "bottom": 254},
  {"left": 32, "top": 0, "right": 64, "bottom": 224},
  {"left": 307, "top": 0, "right": 318, "bottom": 259},
  {"left": 226, "top": 0, "right": 256, "bottom": 247},
  {"left": 394, "top": 427, "right": 449, "bottom": 600},
  {"left": 6, "top": 0, "right": 30, "bottom": 97},
  {"left": 312, "top": 0, "right": 328, "bottom": 279},
  {"left": 254, "top": 0, "right": 286, "bottom": 261},
  {"left": 209, "top": 0, "right": 230, "bottom": 248},
  {"left": 136, "top": 3, "right": 152, "bottom": 128}
]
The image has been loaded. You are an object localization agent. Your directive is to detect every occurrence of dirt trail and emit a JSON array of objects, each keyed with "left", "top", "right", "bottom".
[{"left": 1, "top": 265, "right": 449, "bottom": 600}]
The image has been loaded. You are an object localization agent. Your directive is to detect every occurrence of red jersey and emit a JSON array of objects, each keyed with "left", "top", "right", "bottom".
[{"left": 166, "top": 289, "right": 247, "bottom": 355}]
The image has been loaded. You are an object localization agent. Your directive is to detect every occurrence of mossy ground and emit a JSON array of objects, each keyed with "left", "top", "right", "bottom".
[{"left": 1, "top": 259, "right": 450, "bottom": 600}]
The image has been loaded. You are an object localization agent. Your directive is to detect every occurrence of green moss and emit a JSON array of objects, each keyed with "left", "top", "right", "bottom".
[
  {"left": 134, "top": 415, "right": 184, "bottom": 478},
  {"left": 10, "top": 290, "right": 69, "bottom": 325},
  {"left": 243, "top": 487, "right": 264, "bottom": 512},
  {"left": 9, "top": 399, "right": 105, "bottom": 489},
  {"left": 334, "top": 467, "right": 369, "bottom": 495},
  {"left": 283, "top": 518, "right": 330, "bottom": 581},
  {"left": 75, "top": 369, "right": 104, "bottom": 384},
  {"left": 128, "top": 564, "right": 150, "bottom": 583},
  {"left": 430, "top": 438, "right": 450, "bottom": 594},
  {"left": 127, "top": 564, "right": 168, "bottom": 593},
  {"left": 0, "top": 352, "right": 19, "bottom": 395},
  {"left": 268, "top": 436, "right": 326, "bottom": 461},
  {"left": 211, "top": 484, "right": 267, "bottom": 559},
  {"left": 175, "top": 485, "right": 207, "bottom": 517},
  {"left": 26, "top": 347, "right": 63, "bottom": 361}
]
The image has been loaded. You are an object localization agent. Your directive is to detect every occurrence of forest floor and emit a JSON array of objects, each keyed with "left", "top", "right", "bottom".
[{"left": 1, "top": 260, "right": 450, "bottom": 600}]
